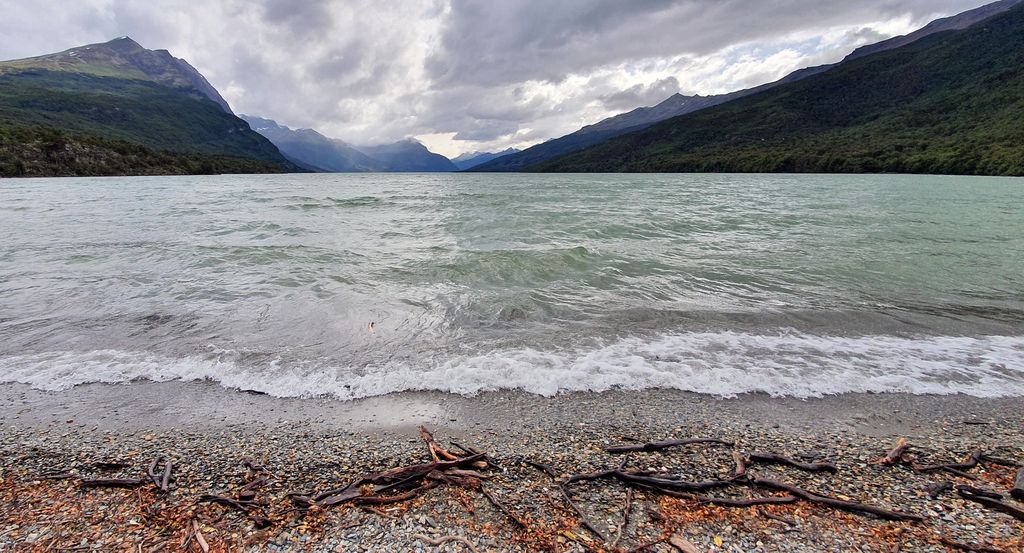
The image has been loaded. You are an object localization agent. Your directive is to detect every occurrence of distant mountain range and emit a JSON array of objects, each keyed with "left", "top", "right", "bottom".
[
  {"left": 240, "top": 115, "right": 386, "bottom": 172},
  {"left": 242, "top": 116, "right": 463, "bottom": 172},
  {"left": 358, "top": 139, "right": 456, "bottom": 172},
  {"left": 473, "top": 0, "right": 1024, "bottom": 172},
  {"left": 0, "top": 37, "right": 292, "bottom": 177},
  {"left": 452, "top": 148, "right": 521, "bottom": 170},
  {"left": 533, "top": 1, "right": 1024, "bottom": 175}
]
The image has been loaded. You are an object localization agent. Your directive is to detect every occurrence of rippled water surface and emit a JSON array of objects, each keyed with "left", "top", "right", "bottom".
[{"left": 1, "top": 173, "right": 1022, "bottom": 398}]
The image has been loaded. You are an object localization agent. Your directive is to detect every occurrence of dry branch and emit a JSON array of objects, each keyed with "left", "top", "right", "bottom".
[
  {"left": 979, "top": 454, "right": 1022, "bottom": 468},
  {"left": 80, "top": 478, "right": 146, "bottom": 489},
  {"left": 523, "top": 459, "right": 558, "bottom": 478},
  {"left": 611, "top": 488, "right": 633, "bottom": 549},
  {"left": 730, "top": 447, "right": 747, "bottom": 480},
  {"left": 413, "top": 533, "right": 480, "bottom": 553},
  {"left": 419, "top": 425, "right": 459, "bottom": 462},
  {"left": 1012, "top": 468, "right": 1024, "bottom": 500},
  {"left": 668, "top": 534, "right": 700, "bottom": 553},
  {"left": 956, "top": 487, "right": 1024, "bottom": 522},
  {"left": 956, "top": 485, "right": 1002, "bottom": 500},
  {"left": 605, "top": 438, "right": 732, "bottom": 454},
  {"left": 559, "top": 484, "right": 607, "bottom": 543},
  {"left": 880, "top": 438, "right": 910, "bottom": 465},
  {"left": 481, "top": 486, "right": 528, "bottom": 528},
  {"left": 750, "top": 478, "right": 923, "bottom": 521},
  {"left": 760, "top": 508, "right": 797, "bottom": 526},
  {"left": 748, "top": 453, "right": 837, "bottom": 473},
  {"left": 914, "top": 450, "right": 983, "bottom": 474},
  {"left": 939, "top": 536, "right": 1012, "bottom": 553},
  {"left": 924, "top": 482, "right": 953, "bottom": 499},
  {"left": 147, "top": 456, "right": 172, "bottom": 492}
]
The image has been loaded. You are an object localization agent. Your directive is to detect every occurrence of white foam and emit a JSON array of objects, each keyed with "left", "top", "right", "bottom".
[{"left": 2, "top": 332, "right": 1023, "bottom": 400}]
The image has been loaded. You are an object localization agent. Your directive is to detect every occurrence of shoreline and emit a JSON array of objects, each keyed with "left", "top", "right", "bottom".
[
  {"left": 3, "top": 380, "right": 1024, "bottom": 436},
  {"left": 1, "top": 382, "right": 1022, "bottom": 551}
]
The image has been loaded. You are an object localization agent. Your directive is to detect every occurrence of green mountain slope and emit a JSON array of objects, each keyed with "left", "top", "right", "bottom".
[
  {"left": 0, "top": 38, "right": 293, "bottom": 177},
  {"left": 477, "top": 0, "right": 1023, "bottom": 173},
  {"left": 533, "top": 4, "right": 1024, "bottom": 176}
]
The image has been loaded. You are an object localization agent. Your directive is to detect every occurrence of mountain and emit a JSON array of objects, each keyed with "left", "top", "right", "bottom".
[
  {"left": 473, "top": 0, "right": 1022, "bottom": 172},
  {"left": 845, "top": 0, "right": 1022, "bottom": 61},
  {"left": 241, "top": 115, "right": 385, "bottom": 172},
  {"left": 532, "top": 3, "right": 1024, "bottom": 175},
  {"left": 358, "top": 139, "right": 457, "bottom": 172},
  {"left": 0, "top": 37, "right": 293, "bottom": 177},
  {"left": 0, "top": 36, "right": 233, "bottom": 113},
  {"left": 452, "top": 148, "right": 520, "bottom": 170}
]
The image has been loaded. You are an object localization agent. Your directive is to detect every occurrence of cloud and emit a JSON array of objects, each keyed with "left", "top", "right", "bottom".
[
  {"left": 600, "top": 77, "right": 681, "bottom": 111},
  {"left": 0, "top": 0, "right": 993, "bottom": 156}
]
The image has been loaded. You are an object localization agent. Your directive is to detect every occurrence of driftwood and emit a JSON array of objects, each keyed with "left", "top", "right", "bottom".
[
  {"left": 147, "top": 456, "right": 172, "bottom": 492},
  {"left": 879, "top": 438, "right": 910, "bottom": 465},
  {"left": 353, "top": 481, "right": 439, "bottom": 505},
  {"left": 749, "top": 478, "right": 923, "bottom": 521},
  {"left": 956, "top": 485, "right": 1002, "bottom": 500},
  {"left": 198, "top": 495, "right": 272, "bottom": 527},
  {"left": 924, "top": 481, "right": 953, "bottom": 499},
  {"left": 957, "top": 487, "right": 1024, "bottom": 522},
  {"left": 419, "top": 425, "right": 459, "bottom": 462},
  {"left": 37, "top": 472, "right": 76, "bottom": 481},
  {"left": 566, "top": 469, "right": 729, "bottom": 493},
  {"left": 413, "top": 533, "right": 479, "bottom": 553},
  {"left": 559, "top": 483, "right": 607, "bottom": 542},
  {"left": 627, "top": 536, "right": 669, "bottom": 552},
  {"left": 523, "top": 459, "right": 558, "bottom": 478},
  {"left": 611, "top": 488, "right": 633, "bottom": 549},
  {"left": 80, "top": 478, "right": 146, "bottom": 488},
  {"left": 730, "top": 448, "right": 748, "bottom": 480},
  {"left": 1012, "top": 468, "right": 1024, "bottom": 500},
  {"left": 668, "top": 535, "right": 699, "bottom": 553},
  {"left": 92, "top": 461, "right": 132, "bottom": 471},
  {"left": 664, "top": 488, "right": 799, "bottom": 508},
  {"left": 939, "top": 536, "right": 1012, "bottom": 553},
  {"left": 451, "top": 442, "right": 498, "bottom": 468},
  {"left": 606, "top": 438, "right": 732, "bottom": 454},
  {"left": 914, "top": 450, "right": 982, "bottom": 474},
  {"left": 747, "top": 453, "right": 837, "bottom": 473},
  {"left": 238, "top": 476, "right": 269, "bottom": 501},
  {"left": 979, "top": 454, "right": 1022, "bottom": 468},
  {"left": 760, "top": 508, "right": 798, "bottom": 526},
  {"left": 613, "top": 471, "right": 731, "bottom": 492},
  {"left": 481, "top": 486, "right": 528, "bottom": 528}
]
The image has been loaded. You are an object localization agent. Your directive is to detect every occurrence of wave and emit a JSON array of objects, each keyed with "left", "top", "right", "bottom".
[{"left": 2, "top": 331, "right": 1022, "bottom": 400}]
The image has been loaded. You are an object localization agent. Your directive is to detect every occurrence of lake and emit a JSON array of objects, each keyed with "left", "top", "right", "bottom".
[{"left": 1, "top": 172, "right": 1022, "bottom": 399}]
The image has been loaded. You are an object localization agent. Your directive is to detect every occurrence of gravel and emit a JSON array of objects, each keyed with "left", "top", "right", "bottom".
[{"left": 0, "top": 382, "right": 1021, "bottom": 552}]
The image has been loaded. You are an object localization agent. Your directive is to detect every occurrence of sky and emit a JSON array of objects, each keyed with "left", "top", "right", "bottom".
[{"left": 0, "top": 0, "right": 995, "bottom": 157}]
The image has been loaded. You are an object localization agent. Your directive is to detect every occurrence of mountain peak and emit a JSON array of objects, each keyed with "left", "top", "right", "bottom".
[{"left": 0, "top": 37, "right": 233, "bottom": 114}]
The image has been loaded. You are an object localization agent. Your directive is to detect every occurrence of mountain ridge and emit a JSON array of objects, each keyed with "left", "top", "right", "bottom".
[
  {"left": 452, "top": 148, "right": 521, "bottom": 170},
  {"left": 0, "top": 38, "right": 293, "bottom": 177},
  {"left": 243, "top": 115, "right": 458, "bottom": 172},
  {"left": 241, "top": 115, "right": 386, "bottom": 172},
  {"left": 531, "top": 2, "right": 1024, "bottom": 176},
  {"left": 473, "top": 0, "right": 1023, "bottom": 172}
]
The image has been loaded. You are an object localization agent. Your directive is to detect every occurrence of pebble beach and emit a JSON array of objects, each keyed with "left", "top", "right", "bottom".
[{"left": 1, "top": 382, "right": 1021, "bottom": 552}]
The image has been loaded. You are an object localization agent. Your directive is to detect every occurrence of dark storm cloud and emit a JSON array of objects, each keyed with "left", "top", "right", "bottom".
[
  {"left": 428, "top": 0, "right": 987, "bottom": 87},
  {"left": 260, "top": 0, "right": 336, "bottom": 32}
]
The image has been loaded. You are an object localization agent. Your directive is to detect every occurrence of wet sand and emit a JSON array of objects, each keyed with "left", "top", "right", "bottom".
[{"left": 2, "top": 381, "right": 1021, "bottom": 437}]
